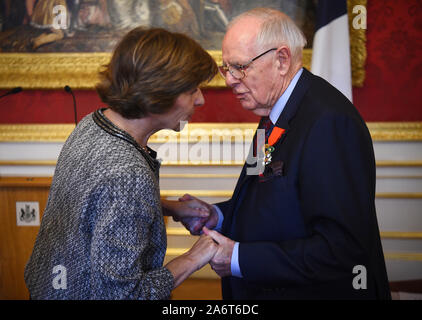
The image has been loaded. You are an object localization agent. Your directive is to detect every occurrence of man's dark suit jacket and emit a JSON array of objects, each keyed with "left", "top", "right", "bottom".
[{"left": 217, "top": 68, "right": 391, "bottom": 300}]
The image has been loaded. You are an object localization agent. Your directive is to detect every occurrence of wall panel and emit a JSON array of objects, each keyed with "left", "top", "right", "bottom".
[{"left": 0, "top": 179, "right": 49, "bottom": 299}]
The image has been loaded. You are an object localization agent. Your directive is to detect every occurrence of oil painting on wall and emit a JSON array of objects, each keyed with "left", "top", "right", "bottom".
[{"left": 0, "top": 0, "right": 316, "bottom": 52}]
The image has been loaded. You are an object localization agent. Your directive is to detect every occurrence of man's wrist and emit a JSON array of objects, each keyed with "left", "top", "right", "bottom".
[
  {"left": 230, "top": 242, "right": 243, "bottom": 278},
  {"left": 213, "top": 205, "right": 224, "bottom": 232}
]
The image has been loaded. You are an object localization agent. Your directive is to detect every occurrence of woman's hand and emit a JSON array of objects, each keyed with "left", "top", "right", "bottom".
[
  {"left": 161, "top": 198, "right": 210, "bottom": 221},
  {"left": 185, "top": 233, "right": 218, "bottom": 271},
  {"left": 166, "top": 233, "right": 218, "bottom": 289}
]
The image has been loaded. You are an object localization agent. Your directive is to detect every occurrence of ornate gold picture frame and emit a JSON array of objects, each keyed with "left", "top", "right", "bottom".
[{"left": 0, "top": 0, "right": 366, "bottom": 89}]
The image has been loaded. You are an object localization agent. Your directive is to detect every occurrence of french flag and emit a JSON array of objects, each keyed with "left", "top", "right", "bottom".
[{"left": 311, "top": 0, "right": 353, "bottom": 102}]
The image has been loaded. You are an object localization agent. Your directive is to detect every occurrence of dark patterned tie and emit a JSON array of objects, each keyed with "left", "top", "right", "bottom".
[
  {"left": 261, "top": 116, "right": 274, "bottom": 142},
  {"left": 253, "top": 116, "right": 274, "bottom": 157}
]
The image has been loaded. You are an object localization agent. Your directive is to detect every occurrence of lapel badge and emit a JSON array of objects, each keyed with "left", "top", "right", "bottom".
[{"left": 263, "top": 127, "right": 286, "bottom": 166}]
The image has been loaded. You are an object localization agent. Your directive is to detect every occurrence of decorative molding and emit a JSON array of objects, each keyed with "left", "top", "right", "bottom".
[
  {"left": 1, "top": 122, "right": 422, "bottom": 143},
  {"left": 167, "top": 228, "right": 190, "bottom": 236},
  {"left": 161, "top": 190, "right": 232, "bottom": 198},
  {"left": 0, "top": 53, "right": 110, "bottom": 90},
  {"left": 0, "top": 0, "right": 365, "bottom": 89},
  {"left": 0, "top": 47, "right": 357, "bottom": 90},
  {"left": 367, "top": 122, "right": 422, "bottom": 141},
  {"left": 0, "top": 160, "right": 57, "bottom": 166},
  {"left": 166, "top": 248, "right": 189, "bottom": 256},
  {"left": 0, "top": 50, "right": 311, "bottom": 90},
  {"left": 380, "top": 232, "right": 422, "bottom": 239},
  {"left": 376, "top": 193, "right": 422, "bottom": 199},
  {"left": 377, "top": 175, "right": 422, "bottom": 179},
  {"left": 0, "top": 176, "right": 52, "bottom": 187},
  {"left": 376, "top": 161, "right": 422, "bottom": 167},
  {"left": 0, "top": 124, "right": 75, "bottom": 142},
  {"left": 384, "top": 252, "right": 422, "bottom": 262}
]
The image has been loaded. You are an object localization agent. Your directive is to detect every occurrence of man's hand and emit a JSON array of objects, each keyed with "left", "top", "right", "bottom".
[
  {"left": 203, "top": 226, "right": 235, "bottom": 278},
  {"left": 178, "top": 194, "right": 219, "bottom": 235}
]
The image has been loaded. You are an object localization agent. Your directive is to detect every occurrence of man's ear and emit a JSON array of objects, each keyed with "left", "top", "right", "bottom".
[{"left": 276, "top": 46, "right": 291, "bottom": 76}]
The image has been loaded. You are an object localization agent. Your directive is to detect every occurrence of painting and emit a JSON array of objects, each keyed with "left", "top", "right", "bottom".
[
  {"left": 0, "top": 0, "right": 316, "bottom": 52},
  {"left": 0, "top": 0, "right": 365, "bottom": 89}
]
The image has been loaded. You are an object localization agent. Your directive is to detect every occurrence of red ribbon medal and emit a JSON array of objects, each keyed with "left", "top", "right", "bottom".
[
  {"left": 259, "top": 127, "right": 286, "bottom": 176},
  {"left": 268, "top": 127, "right": 285, "bottom": 146}
]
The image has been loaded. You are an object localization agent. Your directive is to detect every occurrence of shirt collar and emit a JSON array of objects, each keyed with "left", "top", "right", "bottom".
[{"left": 269, "top": 68, "right": 303, "bottom": 125}]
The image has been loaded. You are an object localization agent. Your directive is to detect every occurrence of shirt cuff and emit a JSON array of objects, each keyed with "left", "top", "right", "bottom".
[
  {"left": 213, "top": 205, "right": 224, "bottom": 232},
  {"left": 230, "top": 242, "right": 243, "bottom": 278}
]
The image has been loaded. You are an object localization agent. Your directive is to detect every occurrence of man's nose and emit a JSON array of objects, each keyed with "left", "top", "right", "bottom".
[{"left": 225, "top": 70, "right": 240, "bottom": 88}]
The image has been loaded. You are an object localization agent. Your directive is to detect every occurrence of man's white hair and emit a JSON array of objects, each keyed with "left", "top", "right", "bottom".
[{"left": 228, "top": 7, "right": 307, "bottom": 64}]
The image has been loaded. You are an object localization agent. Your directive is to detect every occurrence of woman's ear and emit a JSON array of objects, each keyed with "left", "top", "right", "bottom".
[{"left": 276, "top": 46, "right": 291, "bottom": 76}]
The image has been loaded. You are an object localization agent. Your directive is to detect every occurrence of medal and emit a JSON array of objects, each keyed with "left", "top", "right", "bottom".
[{"left": 264, "top": 127, "right": 285, "bottom": 165}]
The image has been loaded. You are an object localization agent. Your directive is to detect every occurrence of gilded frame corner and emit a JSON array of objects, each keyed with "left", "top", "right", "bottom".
[{"left": 0, "top": 0, "right": 366, "bottom": 90}]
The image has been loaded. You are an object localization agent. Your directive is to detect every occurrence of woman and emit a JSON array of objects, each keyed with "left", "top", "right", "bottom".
[{"left": 24, "top": 27, "right": 218, "bottom": 300}]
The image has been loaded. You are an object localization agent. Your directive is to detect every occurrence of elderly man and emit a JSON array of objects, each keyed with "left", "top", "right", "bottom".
[{"left": 181, "top": 7, "right": 391, "bottom": 300}]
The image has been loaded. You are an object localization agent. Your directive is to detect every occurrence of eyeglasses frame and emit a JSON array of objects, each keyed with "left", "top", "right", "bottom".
[{"left": 219, "top": 47, "right": 278, "bottom": 80}]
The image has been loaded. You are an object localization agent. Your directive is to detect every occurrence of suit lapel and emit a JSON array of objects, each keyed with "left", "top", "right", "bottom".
[
  {"left": 245, "top": 68, "right": 313, "bottom": 178},
  {"left": 222, "top": 123, "right": 260, "bottom": 234},
  {"left": 229, "top": 116, "right": 265, "bottom": 195},
  {"left": 272, "top": 68, "right": 313, "bottom": 147}
]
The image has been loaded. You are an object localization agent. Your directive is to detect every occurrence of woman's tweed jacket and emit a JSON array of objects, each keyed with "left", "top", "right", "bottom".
[{"left": 24, "top": 109, "right": 174, "bottom": 300}]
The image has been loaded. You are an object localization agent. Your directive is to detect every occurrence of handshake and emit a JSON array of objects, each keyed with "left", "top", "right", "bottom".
[{"left": 163, "top": 194, "right": 234, "bottom": 280}]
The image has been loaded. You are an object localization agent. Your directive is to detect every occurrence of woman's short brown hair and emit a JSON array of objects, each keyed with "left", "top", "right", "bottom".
[{"left": 96, "top": 27, "right": 218, "bottom": 119}]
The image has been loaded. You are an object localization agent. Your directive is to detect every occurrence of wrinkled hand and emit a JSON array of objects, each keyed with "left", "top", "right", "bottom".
[
  {"left": 169, "top": 198, "right": 210, "bottom": 221},
  {"left": 186, "top": 234, "right": 218, "bottom": 271},
  {"left": 177, "top": 194, "right": 219, "bottom": 235},
  {"left": 203, "top": 227, "right": 235, "bottom": 278},
  {"left": 165, "top": 233, "right": 218, "bottom": 288},
  {"left": 161, "top": 198, "right": 210, "bottom": 224}
]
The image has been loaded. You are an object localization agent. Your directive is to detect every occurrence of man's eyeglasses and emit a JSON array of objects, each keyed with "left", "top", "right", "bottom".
[{"left": 218, "top": 48, "right": 277, "bottom": 80}]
